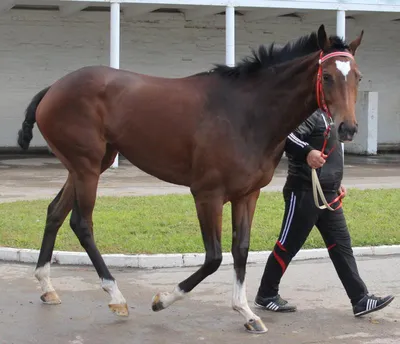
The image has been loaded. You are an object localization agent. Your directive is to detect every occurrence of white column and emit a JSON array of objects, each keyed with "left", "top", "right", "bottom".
[
  {"left": 336, "top": 10, "right": 346, "bottom": 158},
  {"left": 110, "top": 2, "right": 120, "bottom": 168},
  {"left": 336, "top": 10, "right": 346, "bottom": 41},
  {"left": 225, "top": 6, "right": 235, "bottom": 67},
  {"left": 344, "top": 91, "right": 378, "bottom": 155}
]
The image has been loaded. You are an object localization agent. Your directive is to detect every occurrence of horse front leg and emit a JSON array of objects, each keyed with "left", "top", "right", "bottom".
[
  {"left": 152, "top": 193, "right": 223, "bottom": 311},
  {"left": 231, "top": 190, "right": 268, "bottom": 334}
]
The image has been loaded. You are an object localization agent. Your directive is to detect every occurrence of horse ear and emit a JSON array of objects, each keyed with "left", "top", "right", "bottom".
[
  {"left": 317, "top": 24, "right": 330, "bottom": 51},
  {"left": 348, "top": 30, "right": 364, "bottom": 56}
]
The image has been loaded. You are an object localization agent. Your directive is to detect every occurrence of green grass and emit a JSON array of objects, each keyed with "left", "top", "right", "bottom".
[{"left": 0, "top": 189, "right": 399, "bottom": 254}]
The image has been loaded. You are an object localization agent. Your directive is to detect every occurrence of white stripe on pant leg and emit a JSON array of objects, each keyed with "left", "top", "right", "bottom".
[
  {"left": 279, "top": 192, "right": 295, "bottom": 244},
  {"left": 279, "top": 192, "right": 293, "bottom": 242},
  {"left": 281, "top": 194, "right": 297, "bottom": 245}
]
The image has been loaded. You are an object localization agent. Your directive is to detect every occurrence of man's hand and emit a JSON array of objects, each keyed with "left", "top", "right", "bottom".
[
  {"left": 338, "top": 185, "right": 347, "bottom": 198},
  {"left": 306, "top": 149, "right": 327, "bottom": 169}
]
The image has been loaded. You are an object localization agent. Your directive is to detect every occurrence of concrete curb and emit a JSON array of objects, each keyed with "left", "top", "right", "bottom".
[{"left": 1, "top": 245, "right": 400, "bottom": 269}]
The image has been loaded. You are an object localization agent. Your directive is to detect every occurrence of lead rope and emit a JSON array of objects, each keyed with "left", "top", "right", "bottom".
[
  {"left": 311, "top": 123, "right": 344, "bottom": 211},
  {"left": 312, "top": 170, "right": 343, "bottom": 211}
]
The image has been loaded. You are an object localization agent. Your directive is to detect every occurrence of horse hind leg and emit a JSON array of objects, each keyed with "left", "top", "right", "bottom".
[
  {"left": 69, "top": 147, "right": 128, "bottom": 317},
  {"left": 34, "top": 174, "right": 75, "bottom": 305},
  {"left": 152, "top": 193, "right": 223, "bottom": 312},
  {"left": 34, "top": 146, "right": 117, "bottom": 305}
]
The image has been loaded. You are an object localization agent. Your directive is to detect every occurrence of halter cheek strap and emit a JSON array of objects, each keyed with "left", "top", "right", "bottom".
[{"left": 313, "top": 50, "right": 355, "bottom": 212}]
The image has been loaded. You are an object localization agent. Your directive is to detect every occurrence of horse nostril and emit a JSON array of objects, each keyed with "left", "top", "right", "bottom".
[
  {"left": 339, "top": 122, "right": 357, "bottom": 136},
  {"left": 338, "top": 122, "right": 345, "bottom": 134},
  {"left": 337, "top": 122, "right": 357, "bottom": 142}
]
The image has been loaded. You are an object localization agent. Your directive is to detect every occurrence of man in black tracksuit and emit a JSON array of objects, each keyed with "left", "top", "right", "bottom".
[{"left": 254, "top": 109, "right": 394, "bottom": 317}]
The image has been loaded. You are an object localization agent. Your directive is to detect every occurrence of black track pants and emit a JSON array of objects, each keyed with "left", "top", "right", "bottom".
[{"left": 257, "top": 188, "right": 368, "bottom": 305}]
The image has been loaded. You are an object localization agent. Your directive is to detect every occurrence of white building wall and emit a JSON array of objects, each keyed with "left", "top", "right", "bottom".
[{"left": 0, "top": 9, "right": 399, "bottom": 150}]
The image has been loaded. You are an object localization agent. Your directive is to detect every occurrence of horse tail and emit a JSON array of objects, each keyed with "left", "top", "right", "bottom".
[{"left": 17, "top": 86, "right": 51, "bottom": 150}]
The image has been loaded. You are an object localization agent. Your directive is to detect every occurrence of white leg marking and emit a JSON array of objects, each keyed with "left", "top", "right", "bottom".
[
  {"left": 335, "top": 60, "right": 351, "bottom": 81},
  {"left": 157, "top": 286, "right": 185, "bottom": 308},
  {"left": 101, "top": 279, "right": 126, "bottom": 305},
  {"left": 232, "top": 271, "right": 260, "bottom": 323},
  {"left": 34, "top": 263, "right": 55, "bottom": 293}
]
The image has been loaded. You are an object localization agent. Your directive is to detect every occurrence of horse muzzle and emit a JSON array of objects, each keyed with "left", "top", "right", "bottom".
[{"left": 338, "top": 121, "right": 358, "bottom": 142}]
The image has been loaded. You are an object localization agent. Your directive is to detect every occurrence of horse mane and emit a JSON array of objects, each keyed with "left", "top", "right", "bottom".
[{"left": 202, "top": 32, "right": 349, "bottom": 79}]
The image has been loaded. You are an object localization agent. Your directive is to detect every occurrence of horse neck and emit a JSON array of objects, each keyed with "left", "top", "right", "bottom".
[{"left": 254, "top": 52, "right": 321, "bottom": 148}]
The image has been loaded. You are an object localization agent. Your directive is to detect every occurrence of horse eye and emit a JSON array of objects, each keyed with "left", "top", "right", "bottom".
[{"left": 323, "top": 74, "right": 332, "bottom": 82}]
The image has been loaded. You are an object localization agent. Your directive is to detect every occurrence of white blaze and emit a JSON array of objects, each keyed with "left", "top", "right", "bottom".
[{"left": 335, "top": 60, "right": 351, "bottom": 81}]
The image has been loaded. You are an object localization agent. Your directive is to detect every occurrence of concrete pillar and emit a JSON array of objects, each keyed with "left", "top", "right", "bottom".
[
  {"left": 110, "top": 2, "right": 120, "bottom": 168},
  {"left": 344, "top": 91, "right": 378, "bottom": 155},
  {"left": 336, "top": 10, "right": 346, "bottom": 40},
  {"left": 225, "top": 6, "right": 235, "bottom": 67}
]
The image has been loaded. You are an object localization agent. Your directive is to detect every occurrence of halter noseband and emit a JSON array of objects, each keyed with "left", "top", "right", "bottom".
[{"left": 316, "top": 51, "right": 355, "bottom": 121}]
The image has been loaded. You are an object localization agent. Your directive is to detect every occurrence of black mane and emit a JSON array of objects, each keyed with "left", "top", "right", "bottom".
[{"left": 204, "top": 32, "right": 349, "bottom": 78}]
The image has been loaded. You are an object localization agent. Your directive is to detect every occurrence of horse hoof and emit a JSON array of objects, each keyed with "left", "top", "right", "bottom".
[
  {"left": 40, "top": 291, "right": 61, "bottom": 305},
  {"left": 151, "top": 293, "right": 165, "bottom": 312},
  {"left": 244, "top": 318, "right": 268, "bottom": 334},
  {"left": 109, "top": 303, "right": 129, "bottom": 317}
]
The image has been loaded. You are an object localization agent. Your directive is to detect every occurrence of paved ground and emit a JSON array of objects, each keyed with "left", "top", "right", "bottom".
[
  {"left": 0, "top": 256, "right": 399, "bottom": 344},
  {"left": 1, "top": 153, "right": 400, "bottom": 344},
  {"left": 2, "top": 153, "right": 400, "bottom": 203}
]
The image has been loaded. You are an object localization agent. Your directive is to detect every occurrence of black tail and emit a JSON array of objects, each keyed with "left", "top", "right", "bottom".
[{"left": 17, "top": 86, "right": 51, "bottom": 150}]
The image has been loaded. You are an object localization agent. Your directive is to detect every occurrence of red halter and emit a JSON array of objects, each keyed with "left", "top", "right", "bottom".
[{"left": 315, "top": 50, "right": 355, "bottom": 211}]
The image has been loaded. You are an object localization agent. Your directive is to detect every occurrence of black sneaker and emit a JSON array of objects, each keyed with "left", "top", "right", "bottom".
[
  {"left": 353, "top": 294, "right": 395, "bottom": 317},
  {"left": 254, "top": 294, "right": 297, "bottom": 312}
]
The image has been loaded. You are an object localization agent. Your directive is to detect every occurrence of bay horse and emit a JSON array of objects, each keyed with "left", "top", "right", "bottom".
[{"left": 17, "top": 25, "right": 363, "bottom": 334}]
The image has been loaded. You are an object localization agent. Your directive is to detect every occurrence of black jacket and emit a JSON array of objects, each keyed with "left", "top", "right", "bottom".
[{"left": 283, "top": 110, "right": 343, "bottom": 192}]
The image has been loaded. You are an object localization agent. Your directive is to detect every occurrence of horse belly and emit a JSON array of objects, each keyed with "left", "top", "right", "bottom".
[{"left": 115, "top": 134, "right": 193, "bottom": 187}]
